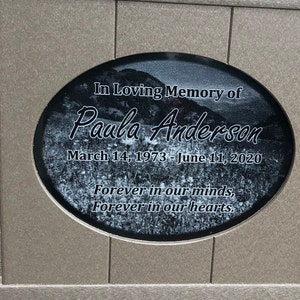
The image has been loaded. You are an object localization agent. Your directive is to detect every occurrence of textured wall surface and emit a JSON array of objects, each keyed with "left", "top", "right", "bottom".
[
  {"left": 130, "top": 0, "right": 300, "bottom": 9},
  {"left": 1, "top": 0, "right": 299, "bottom": 298}
]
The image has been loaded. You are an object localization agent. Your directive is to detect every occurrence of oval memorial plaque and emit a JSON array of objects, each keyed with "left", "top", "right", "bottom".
[{"left": 34, "top": 53, "right": 294, "bottom": 241}]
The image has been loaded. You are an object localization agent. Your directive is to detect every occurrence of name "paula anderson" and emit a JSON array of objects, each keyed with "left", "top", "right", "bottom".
[{"left": 69, "top": 106, "right": 263, "bottom": 144}]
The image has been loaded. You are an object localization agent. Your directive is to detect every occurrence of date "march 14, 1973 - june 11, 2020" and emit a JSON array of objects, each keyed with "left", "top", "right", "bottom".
[{"left": 67, "top": 149, "right": 263, "bottom": 165}]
